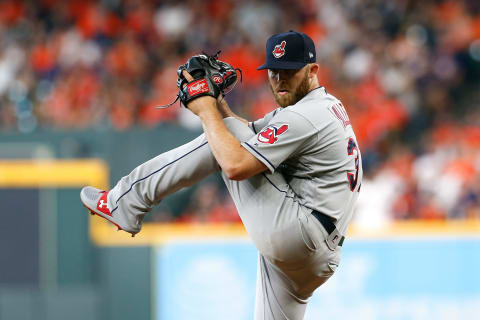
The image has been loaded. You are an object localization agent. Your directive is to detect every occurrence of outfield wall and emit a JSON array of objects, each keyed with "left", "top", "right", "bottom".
[{"left": 152, "top": 227, "right": 480, "bottom": 320}]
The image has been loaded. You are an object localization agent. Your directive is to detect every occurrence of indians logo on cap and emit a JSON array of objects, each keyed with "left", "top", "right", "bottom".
[
  {"left": 272, "top": 41, "right": 286, "bottom": 58},
  {"left": 257, "top": 124, "right": 289, "bottom": 144}
]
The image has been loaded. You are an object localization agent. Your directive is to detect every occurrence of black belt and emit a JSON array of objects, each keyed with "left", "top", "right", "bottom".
[{"left": 311, "top": 210, "right": 345, "bottom": 247}]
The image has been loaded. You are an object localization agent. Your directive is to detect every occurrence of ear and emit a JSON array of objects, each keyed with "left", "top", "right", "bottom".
[{"left": 308, "top": 63, "right": 319, "bottom": 78}]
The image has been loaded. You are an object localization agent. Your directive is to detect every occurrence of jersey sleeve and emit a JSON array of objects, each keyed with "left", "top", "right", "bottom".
[
  {"left": 242, "top": 110, "right": 318, "bottom": 173},
  {"left": 248, "top": 107, "right": 282, "bottom": 134}
]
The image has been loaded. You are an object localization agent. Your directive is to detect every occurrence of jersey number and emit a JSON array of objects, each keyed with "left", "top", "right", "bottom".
[{"left": 347, "top": 138, "right": 360, "bottom": 192}]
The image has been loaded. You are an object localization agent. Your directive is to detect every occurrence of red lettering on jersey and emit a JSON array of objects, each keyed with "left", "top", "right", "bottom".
[
  {"left": 331, "top": 103, "right": 351, "bottom": 128},
  {"left": 258, "top": 124, "right": 289, "bottom": 144}
]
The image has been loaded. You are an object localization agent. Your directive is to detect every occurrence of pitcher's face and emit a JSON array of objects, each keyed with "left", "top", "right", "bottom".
[{"left": 268, "top": 65, "right": 310, "bottom": 108}]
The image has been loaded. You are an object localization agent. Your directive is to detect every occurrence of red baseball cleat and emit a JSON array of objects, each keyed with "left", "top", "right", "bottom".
[{"left": 80, "top": 186, "right": 137, "bottom": 237}]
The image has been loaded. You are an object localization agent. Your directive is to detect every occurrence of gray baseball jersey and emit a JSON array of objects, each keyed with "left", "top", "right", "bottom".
[
  {"left": 88, "top": 86, "right": 362, "bottom": 319},
  {"left": 243, "top": 87, "right": 362, "bottom": 234}
]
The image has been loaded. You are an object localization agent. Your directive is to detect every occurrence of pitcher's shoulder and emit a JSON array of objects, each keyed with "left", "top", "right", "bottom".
[{"left": 288, "top": 91, "right": 343, "bottom": 124}]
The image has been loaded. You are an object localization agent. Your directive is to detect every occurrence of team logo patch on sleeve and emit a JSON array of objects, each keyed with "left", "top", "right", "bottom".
[{"left": 257, "top": 124, "right": 289, "bottom": 144}]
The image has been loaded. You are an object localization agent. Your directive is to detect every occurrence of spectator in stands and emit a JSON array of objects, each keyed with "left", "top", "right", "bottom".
[{"left": 0, "top": 0, "right": 478, "bottom": 223}]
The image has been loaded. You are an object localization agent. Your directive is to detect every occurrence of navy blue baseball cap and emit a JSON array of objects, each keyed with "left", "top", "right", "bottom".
[{"left": 257, "top": 30, "right": 316, "bottom": 70}]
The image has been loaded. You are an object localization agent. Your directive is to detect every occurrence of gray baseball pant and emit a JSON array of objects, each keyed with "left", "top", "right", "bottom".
[{"left": 106, "top": 118, "right": 342, "bottom": 320}]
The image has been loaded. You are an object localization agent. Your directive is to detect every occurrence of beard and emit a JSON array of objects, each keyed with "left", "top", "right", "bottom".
[{"left": 269, "top": 69, "right": 311, "bottom": 108}]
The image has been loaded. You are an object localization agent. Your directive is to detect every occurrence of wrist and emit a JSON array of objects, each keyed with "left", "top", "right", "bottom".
[
  {"left": 197, "top": 101, "right": 219, "bottom": 119},
  {"left": 217, "top": 100, "right": 232, "bottom": 118}
]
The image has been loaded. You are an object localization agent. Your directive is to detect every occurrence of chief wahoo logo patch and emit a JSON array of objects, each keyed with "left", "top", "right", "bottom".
[
  {"left": 257, "top": 124, "right": 289, "bottom": 144},
  {"left": 272, "top": 41, "right": 286, "bottom": 58}
]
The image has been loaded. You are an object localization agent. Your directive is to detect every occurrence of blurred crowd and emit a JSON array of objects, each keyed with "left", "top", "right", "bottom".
[{"left": 0, "top": 0, "right": 478, "bottom": 223}]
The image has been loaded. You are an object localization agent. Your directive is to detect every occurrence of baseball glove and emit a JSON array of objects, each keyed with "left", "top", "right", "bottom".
[{"left": 156, "top": 51, "right": 241, "bottom": 109}]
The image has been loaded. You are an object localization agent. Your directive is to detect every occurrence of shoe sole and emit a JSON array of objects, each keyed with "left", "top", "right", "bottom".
[{"left": 81, "top": 203, "right": 136, "bottom": 237}]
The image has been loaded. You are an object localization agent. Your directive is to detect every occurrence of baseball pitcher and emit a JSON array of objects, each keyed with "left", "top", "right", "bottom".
[{"left": 81, "top": 30, "right": 362, "bottom": 319}]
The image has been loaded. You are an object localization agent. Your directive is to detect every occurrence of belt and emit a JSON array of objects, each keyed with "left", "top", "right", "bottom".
[{"left": 311, "top": 210, "right": 345, "bottom": 248}]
